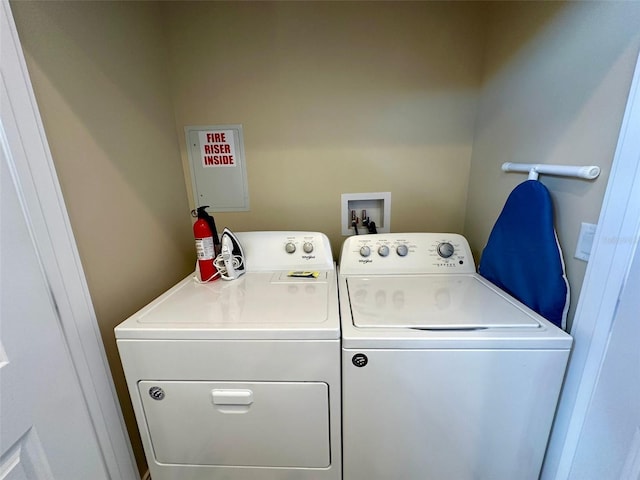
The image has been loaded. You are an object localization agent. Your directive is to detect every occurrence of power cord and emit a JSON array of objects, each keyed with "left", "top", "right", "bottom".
[
  {"left": 192, "top": 252, "right": 245, "bottom": 283},
  {"left": 192, "top": 267, "right": 220, "bottom": 283},
  {"left": 214, "top": 252, "right": 244, "bottom": 280}
]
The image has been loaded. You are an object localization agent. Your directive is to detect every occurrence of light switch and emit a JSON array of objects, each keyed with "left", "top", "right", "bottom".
[{"left": 575, "top": 222, "right": 597, "bottom": 262}]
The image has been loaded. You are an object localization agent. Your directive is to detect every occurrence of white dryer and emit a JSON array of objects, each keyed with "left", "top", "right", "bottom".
[
  {"left": 338, "top": 233, "right": 572, "bottom": 480},
  {"left": 116, "top": 232, "right": 341, "bottom": 480}
]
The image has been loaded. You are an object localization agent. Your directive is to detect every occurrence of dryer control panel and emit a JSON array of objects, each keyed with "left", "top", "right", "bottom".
[
  {"left": 339, "top": 233, "right": 476, "bottom": 275},
  {"left": 236, "top": 231, "right": 334, "bottom": 272}
]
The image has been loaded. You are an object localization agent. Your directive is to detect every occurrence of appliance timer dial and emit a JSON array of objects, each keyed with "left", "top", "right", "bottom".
[
  {"left": 303, "top": 242, "right": 314, "bottom": 253},
  {"left": 396, "top": 244, "right": 409, "bottom": 257},
  {"left": 437, "top": 242, "right": 455, "bottom": 258},
  {"left": 360, "top": 246, "right": 371, "bottom": 257},
  {"left": 378, "top": 245, "right": 390, "bottom": 257}
]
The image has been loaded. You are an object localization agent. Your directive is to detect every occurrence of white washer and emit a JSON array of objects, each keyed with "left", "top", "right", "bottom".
[
  {"left": 116, "top": 232, "right": 341, "bottom": 480},
  {"left": 338, "top": 233, "right": 572, "bottom": 480}
]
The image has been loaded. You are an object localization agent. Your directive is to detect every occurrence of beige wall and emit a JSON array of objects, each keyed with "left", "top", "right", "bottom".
[
  {"left": 464, "top": 1, "right": 640, "bottom": 327},
  {"left": 9, "top": 0, "right": 640, "bottom": 477},
  {"left": 10, "top": 1, "right": 194, "bottom": 474},
  {"left": 164, "top": 1, "right": 487, "bottom": 256}
]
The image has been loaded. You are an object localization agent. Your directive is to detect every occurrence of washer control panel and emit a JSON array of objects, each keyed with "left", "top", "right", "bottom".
[{"left": 339, "top": 233, "right": 475, "bottom": 275}]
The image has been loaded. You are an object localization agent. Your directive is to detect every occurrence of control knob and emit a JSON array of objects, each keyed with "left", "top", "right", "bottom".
[
  {"left": 437, "top": 242, "right": 455, "bottom": 258},
  {"left": 303, "top": 242, "right": 314, "bottom": 253},
  {"left": 378, "top": 245, "right": 390, "bottom": 257},
  {"left": 396, "top": 244, "right": 409, "bottom": 257},
  {"left": 285, "top": 242, "right": 296, "bottom": 254},
  {"left": 360, "top": 246, "right": 371, "bottom": 257}
]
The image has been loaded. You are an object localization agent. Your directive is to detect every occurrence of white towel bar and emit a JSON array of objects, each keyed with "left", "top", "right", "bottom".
[{"left": 501, "top": 162, "right": 600, "bottom": 181}]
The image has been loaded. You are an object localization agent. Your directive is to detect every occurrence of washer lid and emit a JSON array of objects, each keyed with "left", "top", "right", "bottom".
[
  {"left": 115, "top": 271, "right": 339, "bottom": 340},
  {"left": 347, "top": 274, "right": 541, "bottom": 329}
]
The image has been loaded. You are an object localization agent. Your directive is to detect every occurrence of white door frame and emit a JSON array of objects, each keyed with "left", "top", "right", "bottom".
[
  {"left": 542, "top": 48, "right": 640, "bottom": 478},
  {"left": 1, "top": 1, "right": 138, "bottom": 478}
]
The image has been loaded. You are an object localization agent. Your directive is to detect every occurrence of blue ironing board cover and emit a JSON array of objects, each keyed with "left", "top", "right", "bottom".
[{"left": 479, "top": 180, "right": 569, "bottom": 329}]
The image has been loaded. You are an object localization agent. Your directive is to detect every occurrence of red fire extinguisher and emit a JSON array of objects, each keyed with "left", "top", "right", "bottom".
[{"left": 192, "top": 206, "right": 220, "bottom": 282}]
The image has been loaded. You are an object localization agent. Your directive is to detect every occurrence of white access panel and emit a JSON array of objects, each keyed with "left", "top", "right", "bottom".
[
  {"left": 342, "top": 347, "right": 570, "bottom": 480},
  {"left": 185, "top": 124, "right": 249, "bottom": 211},
  {"left": 138, "top": 380, "right": 330, "bottom": 467}
]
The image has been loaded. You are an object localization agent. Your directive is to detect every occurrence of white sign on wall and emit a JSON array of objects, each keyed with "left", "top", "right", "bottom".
[
  {"left": 198, "top": 129, "right": 238, "bottom": 167},
  {"left": 186, "top": 124, "right": 249, "bottom": 212}
]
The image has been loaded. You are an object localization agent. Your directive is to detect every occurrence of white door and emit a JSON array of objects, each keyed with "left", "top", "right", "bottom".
[
  {"left": 566, "top": 245, "right": 640, "bottom": 479},
  {"left": 0, "top": 146, "right": 110, "bottom": 478},
  {"left": 1, "top": 2, "right": 137, "bottom": 478},
  {"left": 541, "top": 50, "right": 640, "bottom": 480}
]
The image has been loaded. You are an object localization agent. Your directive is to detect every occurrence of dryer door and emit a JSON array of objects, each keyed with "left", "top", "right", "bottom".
[{"left": 138, "top": 381, "right": 330, "bottom": 467}]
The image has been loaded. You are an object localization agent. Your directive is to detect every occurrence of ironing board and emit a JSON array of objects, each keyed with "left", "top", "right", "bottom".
[{"left": 479, "top": 180, "right": 569, "bottom": 329}]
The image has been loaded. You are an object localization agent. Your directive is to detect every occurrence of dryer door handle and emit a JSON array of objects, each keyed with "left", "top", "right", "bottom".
[{"left": 211, "top": 389, "right": 254, "bottom": 406}]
